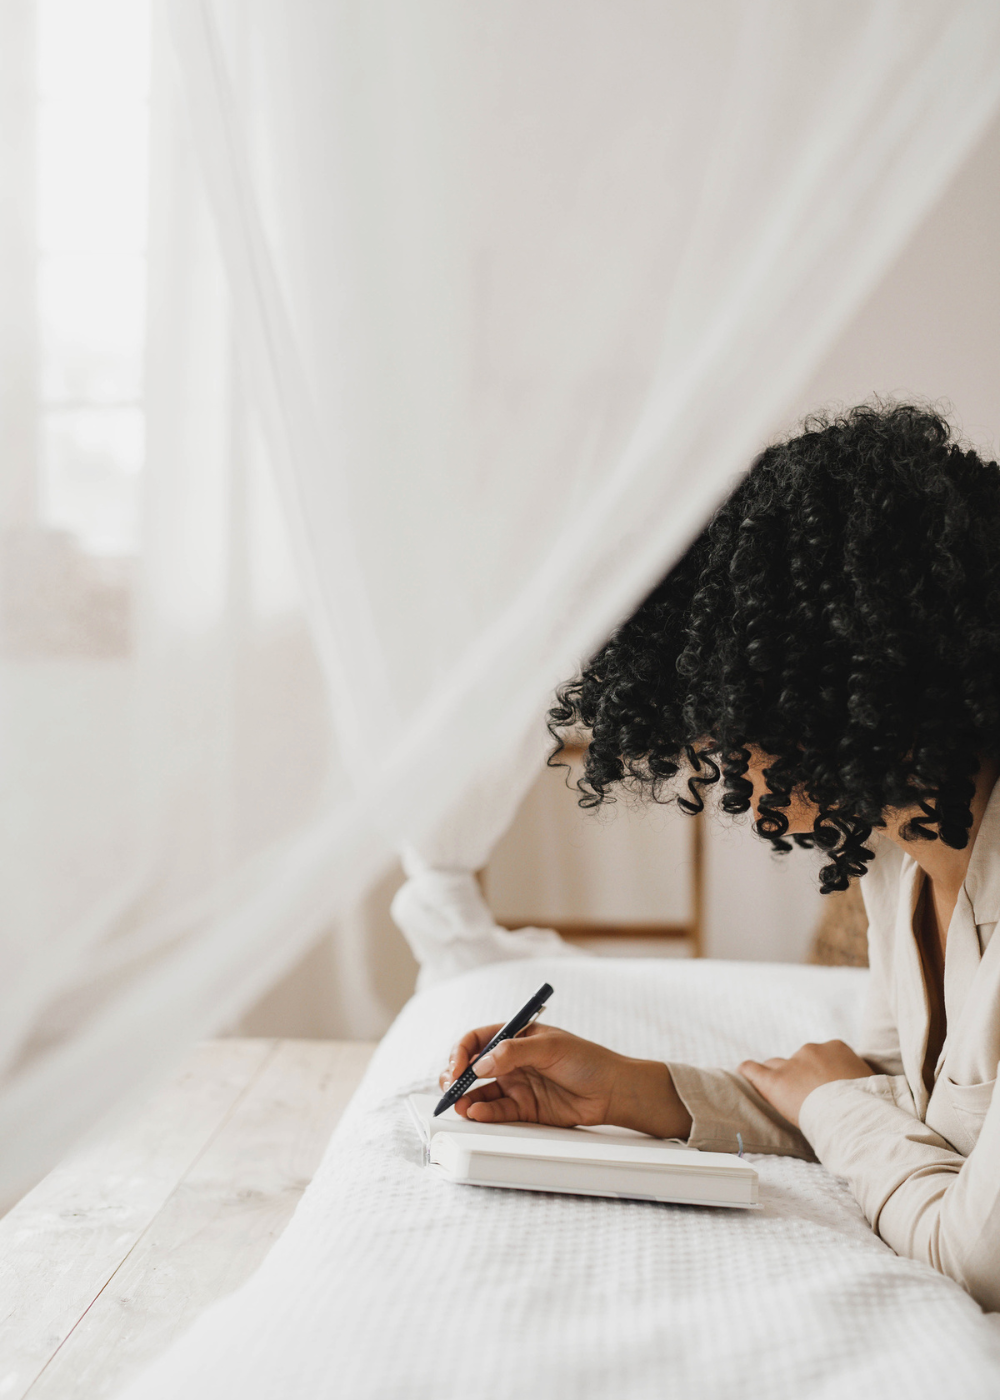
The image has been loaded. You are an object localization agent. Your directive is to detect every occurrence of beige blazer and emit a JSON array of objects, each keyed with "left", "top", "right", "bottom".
[{"left": 668, "top": 782, "right": 1000, "bottom": 1311}]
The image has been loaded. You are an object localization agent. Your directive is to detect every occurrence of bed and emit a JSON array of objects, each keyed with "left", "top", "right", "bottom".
[{"left": 117, "top": 957, "right": 1000, "bottom": 1400}]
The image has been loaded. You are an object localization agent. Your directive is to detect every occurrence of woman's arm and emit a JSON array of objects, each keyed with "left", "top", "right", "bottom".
[
  {"left": 744, "top": 1042, "right": 1000, "bottom": 1310},
  {"left": 442, "top": 1023, "right": 817, "bottom": 1157},
  {"left": 738, "top": 1038, "right": 876, "bottom": 1121},
  {"left": 663, "top": 1061, "right": 817, "bottom": 1160},
  {"left": 804, "top": 1077, "right": 1000, "bottom": 1310},
  {"left": 664, "top": 871, "right": 901, "bottom": 1158}
]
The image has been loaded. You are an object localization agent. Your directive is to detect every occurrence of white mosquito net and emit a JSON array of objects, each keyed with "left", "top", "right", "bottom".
[{"left": 1, "top": 0, "right": 999, "bottom": 1204}]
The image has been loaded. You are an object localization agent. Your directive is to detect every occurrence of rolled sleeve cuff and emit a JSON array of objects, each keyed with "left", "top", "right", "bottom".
[{"left": 667, "top": 1061, "right": 816, "bottom": 1160}]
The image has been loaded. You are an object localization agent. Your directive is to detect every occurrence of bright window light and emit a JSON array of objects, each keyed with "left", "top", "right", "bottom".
[{"left": 37, "top": 0, "right": 151, "bottom": 557}]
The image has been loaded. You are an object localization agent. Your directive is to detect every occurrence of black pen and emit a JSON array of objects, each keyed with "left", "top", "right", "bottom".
[{"left": 433, "top": 982, "right": 554, "bottom": 1116}]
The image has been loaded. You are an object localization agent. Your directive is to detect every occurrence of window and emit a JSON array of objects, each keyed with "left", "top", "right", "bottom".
[
  {"left": 1, "top": 0, "right": 151, "bottom": 657},
  {"left": 38, "top": 0, "right": 150, "bottom": 557}
]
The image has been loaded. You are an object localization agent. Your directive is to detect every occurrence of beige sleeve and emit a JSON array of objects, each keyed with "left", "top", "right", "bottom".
[
  {"left": 666, "top": 1062, "right": 816, "bottom": 1160},
  {"left": 663, "top": 896, "right": 893, "bottom": 1163},
  {"left": 800, "top": 1071, "right": 1000, "bottom": 1311}
]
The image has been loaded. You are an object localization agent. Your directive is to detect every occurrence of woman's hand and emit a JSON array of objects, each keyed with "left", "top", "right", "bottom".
[
  {"left": 440, "top": 1023, "right": 692, "bottom": 1140},
  {"left": 738, "top": 1039, "right": 874, "bottom": 1127}
]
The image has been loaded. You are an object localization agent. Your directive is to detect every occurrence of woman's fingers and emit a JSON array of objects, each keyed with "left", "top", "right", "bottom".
[
  {"left": 462, "top": 1024, "right": 503, "bottom": 1058},
  {"left": 453, "top": 1085, "right": 503, "bottom": 1118},
  {"left": 441, "top": 1024, "right": 567, "bottom": 1104},
  {"left": 738, "top": 1059, "right": 773, "bottom": 1093},
  {"left": 455, "top": 1081, "right": 504, "bottom": 1112},
  {"left": 465, "top": 1095, "right": 528, "bottom": 1124},
  {"left": 738, "top": 1056, "right": 787, "bottom": 1080},
  {"left": 472, "top": 1032, "right": 556, "bottom": 1080},
  {"left": 443, "top": 1023, "right": 504, "bottom": 1086}
]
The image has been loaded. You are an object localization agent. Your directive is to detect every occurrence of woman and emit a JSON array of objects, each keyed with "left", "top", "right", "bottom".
[{"left": 441, "top": 403, "right": 1000, "bottom": 1310}]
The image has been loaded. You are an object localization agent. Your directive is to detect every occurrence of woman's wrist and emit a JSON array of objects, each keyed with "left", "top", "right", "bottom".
[{"left": 607, "top": 1057, "right": 693, "bottom": 1140}]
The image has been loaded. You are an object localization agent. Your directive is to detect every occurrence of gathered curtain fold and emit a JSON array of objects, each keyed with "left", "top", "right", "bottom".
[{"left": 1, "top": 0, "right": 999, "bottom": 1204}]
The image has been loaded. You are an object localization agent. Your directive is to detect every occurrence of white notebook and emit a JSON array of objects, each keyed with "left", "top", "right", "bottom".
[{"left": 407, "top": 1094, "right": 758, "bottom": 1209}]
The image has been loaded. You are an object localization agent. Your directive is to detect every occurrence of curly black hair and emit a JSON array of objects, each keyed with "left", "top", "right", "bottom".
[{"left": 549, "top": 403, "right": 1000, "bottom": 892}]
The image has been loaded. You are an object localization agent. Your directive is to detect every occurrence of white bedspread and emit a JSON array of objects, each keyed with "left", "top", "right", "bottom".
[{"left": 117, "top": 958, "right": 1000, "bottom": 1400}]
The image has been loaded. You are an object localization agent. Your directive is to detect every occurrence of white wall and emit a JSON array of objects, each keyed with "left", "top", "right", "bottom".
[
  {"left": 484, "top": 760, "right": 694, "bottom": 929},
  {"left": 783, "top": 116, "right": 1000, "bottom": 453}
]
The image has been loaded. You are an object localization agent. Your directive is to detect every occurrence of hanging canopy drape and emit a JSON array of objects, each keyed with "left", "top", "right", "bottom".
[{"left": 2, "top": 0, "right": 999, "bottom": 1204}]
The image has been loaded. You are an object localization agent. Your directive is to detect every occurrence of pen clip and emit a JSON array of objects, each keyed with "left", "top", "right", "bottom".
[{"left": 515, "top": 1005, "right": 546, "bottom": 1037}]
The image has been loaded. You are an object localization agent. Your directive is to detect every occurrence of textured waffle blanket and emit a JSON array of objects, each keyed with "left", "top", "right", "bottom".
[{"left": 118, "top": 957, "right": 1000, "bottom": 1400}]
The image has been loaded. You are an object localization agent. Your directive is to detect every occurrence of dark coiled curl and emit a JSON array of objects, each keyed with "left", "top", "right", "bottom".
[{"left": 548, "top": 403, "right": 1000, "bottom": 893}]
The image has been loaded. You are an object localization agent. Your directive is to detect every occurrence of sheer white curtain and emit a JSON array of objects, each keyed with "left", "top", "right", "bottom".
[
  {"left": 171, "top": 0, "right": 1000, "bottom": 967},
  {"left": 2, "top": 0, "right": 999, "bottom": 1205}
]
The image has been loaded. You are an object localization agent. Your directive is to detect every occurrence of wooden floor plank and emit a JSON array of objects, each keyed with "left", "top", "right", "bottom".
[
  {"left": 24, "top": 1040, "right": 375, "bottom": 1400},
  {"left": 0, "top": 1040, "right": 277, "bottom": 1400}
]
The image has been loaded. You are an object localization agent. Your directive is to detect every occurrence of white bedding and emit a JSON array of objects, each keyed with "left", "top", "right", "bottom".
[{"left": 118, "top": 958, "right": 1000, "bottom": 1400}]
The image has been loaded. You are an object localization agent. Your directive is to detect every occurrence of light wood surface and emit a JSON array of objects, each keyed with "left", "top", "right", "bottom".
[{"left": 0, "top": 1037, "right": 376, "bottom": 1400}]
